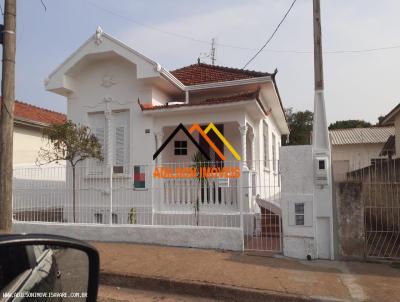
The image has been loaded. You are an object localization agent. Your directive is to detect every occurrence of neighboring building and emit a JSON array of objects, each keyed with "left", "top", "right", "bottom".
[
  {"left": 44, "top": 28, "right": 289, "bottom": 227},
  {"left": 380, "top": 102, "right": 400, "bottom": 157},
  {"left": 330, "top": 126, "right": 394, "bottom": 181},
  {"left": 12, "top": 100, "right": 66, "bottom": 166}
]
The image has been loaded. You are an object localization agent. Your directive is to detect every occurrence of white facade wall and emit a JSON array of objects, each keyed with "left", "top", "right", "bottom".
[
  {"left": 67, "top": 55, "right": 155, "bottom": 165},
  {"left": 332, "top": 143, "right": 385, "bottom": 180},
  {"left": 280, "top": 145, "right": 316, "bottom": 259},
  {"left": 13, "top": 124, "right": 46, "bottom": 166},
  {"left": 13, "top": 222, "right": 243, "bottom": 251}
]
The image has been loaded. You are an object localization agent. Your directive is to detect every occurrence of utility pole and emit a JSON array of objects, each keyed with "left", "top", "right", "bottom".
[
  {"left": 0, "top": 0, "right": 16, "bottom": 233},
  {"left": 312, "top": 0, "right": 329, "bottom": 150},
  {"left": 210, "top": 38, "right": 216, "bottom": 65},
  {"left": 311, "top": 0, "right": 334, "bottom": 260}
]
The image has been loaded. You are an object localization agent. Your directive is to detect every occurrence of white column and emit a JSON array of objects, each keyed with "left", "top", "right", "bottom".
[
  {"left": 155, "top": 131, "right": 164, "bottom": 165},
  {"left": 104, "top": 98, "right": 113, "bottom": 167},
  {"left": 239, "top": 125, "right": 248, "bottom": 170},
  {"left": 104, "top": 98, "right": 113, "bottom": 225},
  {"left": 250, "top": 134, "right": 255, "bottom": 171}
]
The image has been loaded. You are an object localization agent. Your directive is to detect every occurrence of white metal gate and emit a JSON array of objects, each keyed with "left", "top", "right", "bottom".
[
  {"left": 349, "top": 159, "right": 400, "bottom": 260},
  {"left": 243, "top": 161, "right": 282, "bottom": 254}
]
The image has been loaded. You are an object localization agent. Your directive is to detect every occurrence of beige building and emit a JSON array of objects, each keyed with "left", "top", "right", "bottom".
[
  {"left": 380, "top": 102, "right": 400, "bottom": 157},
  {"left": 12, "top": 100, "right": 66, "bottom": 166},
  {"left": 330, "top": 127, "right": 394, "bottom": 181}
]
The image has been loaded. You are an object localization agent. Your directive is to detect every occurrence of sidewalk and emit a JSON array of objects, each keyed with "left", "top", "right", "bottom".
[{"left": 94, "top": 242, "right": 400, "bottom": 302}]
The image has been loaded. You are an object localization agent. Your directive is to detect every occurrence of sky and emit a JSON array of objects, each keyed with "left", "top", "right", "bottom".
[{"left": 7, "top": 0, "right": 400, "bottom": 124}]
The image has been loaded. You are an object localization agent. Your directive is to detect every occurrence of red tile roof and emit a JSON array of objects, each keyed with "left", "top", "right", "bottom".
[
  {"left": 171, "top": 62, "right": 271, "bottom": 86},
  {"left": 10, "top": 100, "right": 66, "bottom": 125},
  {"left": 138, "top": 90, "right": 269, "bottom": 114}
]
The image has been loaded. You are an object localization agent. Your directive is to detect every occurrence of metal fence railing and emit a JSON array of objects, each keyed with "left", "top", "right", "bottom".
[
  {"left": 340, "top": 158, "right": 400, "bottom": 260},
  {"left": 13, "top": 160, "right": 282, "bottom": 252}
]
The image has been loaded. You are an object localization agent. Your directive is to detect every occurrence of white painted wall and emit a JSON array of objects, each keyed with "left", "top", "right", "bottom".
[
  {"left": 332, "top": 143, "right": 385, "bottom": 172},
  {"left": 67, "top": 55, "right": 155, "bottom": 165},
  {"left": 13, "top": 222, "right": 243, "bottom": 251},
  {"left": 280, "top": 145, "right": 316, "bottom": 259},
  {"left": 13, "top": 124, "right": 46, "bottom": 166}
]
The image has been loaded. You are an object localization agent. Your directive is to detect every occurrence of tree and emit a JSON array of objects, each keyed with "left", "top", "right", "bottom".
[
  {"left": 328, "top": 120, "right": 372, "bottom": 130},
  {"left": 377, "top": 116, "right": 386, "bottom": 125},
  {"left": 283, "top": 108, "right": 314, "bottom": 145},
  {"left": 36, "top": 121, "right": 103, "bottom": 222}
]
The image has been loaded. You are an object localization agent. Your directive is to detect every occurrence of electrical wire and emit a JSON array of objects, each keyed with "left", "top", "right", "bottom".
[
  {"left": 40, "top": 0, "right": 47, "bottom": 11},
  {"left": 242, "top": 0, "right": 297, "bottom": 69},
  {"left": 83, "top": 0, "right": 400, "bottom": 57}
]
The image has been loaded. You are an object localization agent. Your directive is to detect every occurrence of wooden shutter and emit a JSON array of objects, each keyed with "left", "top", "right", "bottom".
[{"left": 113, "top": 111, "right": 129, "bottom": 173}]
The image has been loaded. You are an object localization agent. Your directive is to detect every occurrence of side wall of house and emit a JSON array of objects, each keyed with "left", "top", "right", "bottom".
[
  {"left": 13, "top": 124, "right": 46, "bottom": 166},
  {"left": 395, "top": 114, "right": 400, "bottom": 157},
  {"left": 331, "top": 143, "right": 384, "bottom": 179}
]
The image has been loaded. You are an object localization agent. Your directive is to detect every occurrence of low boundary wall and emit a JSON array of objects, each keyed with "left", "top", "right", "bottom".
[{"left": 12, "top": 222, "right": 244, "bottom": 251}]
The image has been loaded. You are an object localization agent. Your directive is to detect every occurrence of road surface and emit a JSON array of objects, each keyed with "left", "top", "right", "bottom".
[{"left": 98, "top": 285, "right": 218, "bottom": 302}]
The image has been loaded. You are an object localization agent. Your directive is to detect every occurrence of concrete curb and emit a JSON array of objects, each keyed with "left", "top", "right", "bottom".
[{"left": 100, "top": 272, "right": 346, "bottom": 302}]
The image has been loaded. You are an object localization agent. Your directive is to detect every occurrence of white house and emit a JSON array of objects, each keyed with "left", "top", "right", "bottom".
[
  {"left": 11, "top": 99, "right": 66, "bottom": 166},
  {"left": 330, "top": 127, "right": 395, "bottom": 181},
  {"left": 42, "top": 28, "right": 289, "bottom": 249}
]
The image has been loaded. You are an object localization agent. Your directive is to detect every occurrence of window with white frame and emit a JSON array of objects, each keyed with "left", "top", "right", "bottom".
[
  {"left": 272, "top": 134, "right": 277, "bottom": 171},
  {"left": 295, "top": 203, "right": 305, "bottom": 225},
  {"left": 88, "top": 110, "right": 130, "bottom": 174},
  {"left": 263, "top": 122, "right": 269, "bottom": 169}
]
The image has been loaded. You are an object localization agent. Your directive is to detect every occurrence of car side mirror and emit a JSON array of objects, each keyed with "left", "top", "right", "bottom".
[{"left": 0, "top": 234, "right": 99, "bottom": 302}]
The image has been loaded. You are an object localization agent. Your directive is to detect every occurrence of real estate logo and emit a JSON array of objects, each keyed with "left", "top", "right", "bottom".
[{"left": 152, "top": 123, "right": 241, "bottom": 179}]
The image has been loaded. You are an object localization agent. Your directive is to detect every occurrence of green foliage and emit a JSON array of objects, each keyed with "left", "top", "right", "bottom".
[
  {"left": 283, "top": 108, "right": 313, "bottom": 145},
  {"left": 328, "top": 120, "right": 372, "bottom": 130},
  {"left": 36, "top": 121, "right": 104, "bottom": 223},
  {"left": 37, "top": 120, "right": 103, "bottom": 167},
  {"left": 377, "top": 116, "right": 386, "bottom": 125}
]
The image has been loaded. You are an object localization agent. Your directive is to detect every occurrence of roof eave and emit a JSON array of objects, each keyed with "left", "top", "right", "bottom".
[
  {"left": 380, "top": 103, "right": 400, "bottom": 126},
  {"left": 14, "top": 117, "right": 52, "bottom": 128},
  {"left": 185, "top": 76, "right": 273, "bottom": 91},
  {"left": 140, "top": 99, "right": 259, "bottom": 114}
]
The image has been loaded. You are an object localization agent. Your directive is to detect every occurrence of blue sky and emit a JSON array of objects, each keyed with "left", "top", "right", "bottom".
[{"left": 9, "top": 0, "right": 400, "bottom": 123}]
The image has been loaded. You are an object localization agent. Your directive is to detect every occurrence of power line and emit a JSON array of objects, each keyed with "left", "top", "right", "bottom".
[
  {"left": 242, "top": 0, "right": 297, "bottom": 69},
  {"left": 84, "top": 0, "right": 209, "bottom": 45},
  {"left": 40, "top": 0, "right": 47, "bottom": 11},
  {"left": 83, "top": 0, "right": 400, "bottom": 57}
]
